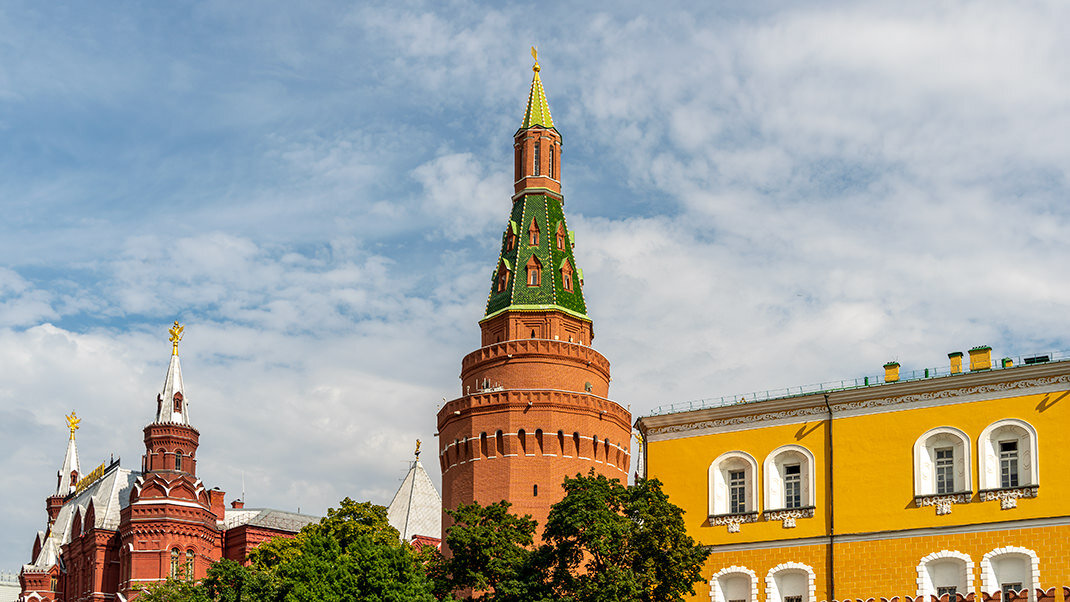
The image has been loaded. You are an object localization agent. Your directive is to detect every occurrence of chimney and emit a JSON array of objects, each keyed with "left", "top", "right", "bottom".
[
  {"left": 949, "top": 352, "right": 963, "bottom": 375},
  {"left": 969, "top": 346, "right": 992, "bottom": 371},
  {"left": 230, "top": 499, "right": 245, "bottom": 509},
  {"left": 1001, "top": 357, "right": 1013, "bottom": 368},
  {"left": 884, "top": 361, "right": 900, "bottom": 383}
]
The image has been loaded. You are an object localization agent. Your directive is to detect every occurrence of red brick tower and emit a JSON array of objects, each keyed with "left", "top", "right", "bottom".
[
  {"left": 437, "top": 52, "right": 632, "bottom": 538},
  {"left": 118, "top": 322, "right": 224, "bottom": 596}
]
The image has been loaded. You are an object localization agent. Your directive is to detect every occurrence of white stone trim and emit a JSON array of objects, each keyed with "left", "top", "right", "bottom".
[
  {"left": 915, "top": 550, "right": 974, "bottom": 598},
  {"left": 913, "top": 426, "right": 972, "bottom": 501},
  {"left": 978, "top": 418, "right": 1039, "bottom": 492},
  {"left": 709, "top": 565, "right": 758, "bottom": 602},
  {"left": 709, "top": 451, "right": 760, "bottom": 517},
  {"left": 763, "top": 444, "right": 816, "bottom": 512},
  {"left": 980, "top": 546, "right": 1040, "bottom": 600},
  {"left": 765, "top": 562, "right": 816, "bottom": 602}
]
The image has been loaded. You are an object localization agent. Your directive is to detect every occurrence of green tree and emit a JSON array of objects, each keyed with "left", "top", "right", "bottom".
[
  {"left": 428, "top": 500, "right": 538, "bottom": 601},
  {"left": 136, "top": 578, "right": 211, "bottom": 602},
  {"left": 539, "top": 473, "right": 709, "bottom": 602}
]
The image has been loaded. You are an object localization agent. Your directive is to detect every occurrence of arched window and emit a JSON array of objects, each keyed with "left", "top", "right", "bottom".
[
  {"left": 913, "top": 427, "right": 972, "bottom": 514},
  {"left": 573, "top": 432, "right": 581, "bottom": 458},
  {"left": 763, "top": 445, "right": 816, "bottom": 512},
  {"left": 496, "top": 431, "right": 504, "bottom": 457},
  {"left": 170, "top": 548, "right": 180, "bottom": 578},
  {"left": 480, "top": 432, "right": 488, "bottom": 458},
  {"left": 558, "top": 430, "right": 565, "bottom": 456},
  {"left": 528, "top": 219, "right": 540, "bottom": 246},
  {"left": 533, "top": 483, "right": 538, "bottom": 497},
  {"left": 526, "top": 255, "right": 542, "bottom": 286},
  {"left": 766, "top": 563, "right": 816, "bottom": 602},
  {"left": 981, "top": 547, "right": 1039, "bottom": 600},
  {"left": 533, "top": 141, "right": 541, "bottom": 176},
  {"left": 518, "top": 429, "right": 527, "bottom": 455},
  {"left": 710, "top": 566, "right": 758, "bottom": 602},
  {"left": 536, "top": 429, "right": 544, "bottom": 455},
  {"left": 978, "top": 419, "right": 1039, "bottom": 504},
  {"left": 185, "top": 549, "right": 195, "bottom": 579},
  {"left": 709, "top": 451, "right": 759, "bottom": 518},
  {"left": 548, "top": 146, "right": 555, "bottom": 179},
  {"left": 916, "top": 551, "right": 973, "bottom": 598},
  {"left": 175, "top": 451, "right": 182, "bottom": 471}
]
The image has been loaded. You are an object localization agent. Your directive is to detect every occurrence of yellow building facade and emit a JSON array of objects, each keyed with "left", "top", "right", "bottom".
[{"left": 637, "top": 348, "right": 1070, "bottom": 602}]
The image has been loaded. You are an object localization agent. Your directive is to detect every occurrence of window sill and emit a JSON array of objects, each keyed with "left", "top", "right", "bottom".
[
  {"left": 764, "top": 506, "right": 816, "bottom": 528},
  {"left": 914, "top": 492, "right": 971, "bottom": 515},
  {"left": 710, "top": 511, "right": 758, "bottom": 533},
  {"left": 979, "top": 485, "right": 1038, "bottom": 509}
]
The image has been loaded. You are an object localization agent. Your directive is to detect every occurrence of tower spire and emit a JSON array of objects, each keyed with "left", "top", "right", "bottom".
[
  {"left": 156, "top": 321, "right": 191, "bottom": 425},
  {"left": 55, "top": 411, "right": 81, "bottom": 497},
  {"left": 521, "top": 46, "right": 554, "bottom": 130}
]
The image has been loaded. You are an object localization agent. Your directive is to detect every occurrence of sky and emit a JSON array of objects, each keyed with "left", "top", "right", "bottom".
[{"left": 1, "top": 0, "right": 1069, "bottom": 571}]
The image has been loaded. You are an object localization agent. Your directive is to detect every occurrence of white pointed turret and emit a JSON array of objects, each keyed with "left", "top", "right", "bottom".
[
  {"left": 55, "top": 412, "right": 82, "bottom": 497},
  {"left": 386, "top": 441, "right": 442, "bottom": 542},
  {"left": 155, "top": 321, "right": 191, "bottom": 425}
]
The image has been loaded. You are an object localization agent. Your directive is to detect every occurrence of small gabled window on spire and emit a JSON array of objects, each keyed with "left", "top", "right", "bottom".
[
  {"left": 556, "top": 222, "right": 566, "bottom": 250},
  {"left": 528, "top": 219, "right": 540, "bottom": 246},
  {"left": 561, "top": 259, "right": 574, "bottom": 292},
  {"left": 173, "top": 392, "right": 183, "bottom": 414},
  {"left": 533, "top": 141, "right": 541, "bottom": 176},
  {"left": 497, "top": 261, "right": 511, "bottom": 293},
  {"left": 526, "top": 256, "right": 542, "bottom": 287}
]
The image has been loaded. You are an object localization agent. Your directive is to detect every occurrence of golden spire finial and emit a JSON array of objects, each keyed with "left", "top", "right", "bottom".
[
  {"left": 531, "top": 45, "right": 539, "bottom": 72},
  {"left": 66, "top": 411, "right": 81, "bottom": 440},
  {"left": 168, "top": 321, "right": 184, "bottom": 356},
  {"left": 415, "top": 439, "right": 422, "bottom": 458}
]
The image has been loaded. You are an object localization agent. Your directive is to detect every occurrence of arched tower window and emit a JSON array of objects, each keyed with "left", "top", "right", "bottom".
[
  {"left": 533, "top": 141, "right": 541, "bottom": 176},
  {"left": 536, "top": 429, "right": 544, "bottom": 455},
  {"left": 549, "top": 146, "right": 555, "bottom": 179},
  {"left": 518, "top": 429, "right": 527, "bottom": 455},
  {"left": 573, "top": 432, "right": 581, "bottom": 458},
  {"left": 185, "top": 549, "right": 195, "bottom": 579},
  {"left": 173, "top": 392, "right": 183, "bottom": 414},
  {"left": 480, "top": 432, "right": 488, "bottom": 458},
  {"left": 175, "top": 451, "right": 182, "bottom": 471},
  {"left": 170, "top": 548, "right": 180, "bottom": 578},
  {"left": 496, "top": 430, "right": 504, "bottom": 457},
  {"left": 558, "top": 430, "right": 565, "bottom": 456}
]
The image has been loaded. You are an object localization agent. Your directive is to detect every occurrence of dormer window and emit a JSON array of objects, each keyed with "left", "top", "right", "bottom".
[
  {"left": 173, "top": 392, "right": 183, "bottom": 414},
  {"left": 556, "top": 223, "right": 566, "bottom": 250},
  {"left": 526, "top": 256, "right": 542, "bottom": 287},
  {"left": 561, "top": 259, "right": 574, "bottom": 292},
  {"left": 497, "top": 263, "right": 510, "bottom": 293},
  {"left": 528, "top": 219, "right": 540, "bottom": 246}
]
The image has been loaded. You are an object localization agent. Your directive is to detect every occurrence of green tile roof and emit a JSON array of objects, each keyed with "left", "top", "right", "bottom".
[{"left": 521, "top": 66, "right": 554, "bottom": 130}]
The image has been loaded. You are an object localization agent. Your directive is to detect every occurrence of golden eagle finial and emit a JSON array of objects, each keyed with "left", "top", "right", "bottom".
[
  {"left": 168, "top": 321, "right": 184, "bottom": 356},
  {"left": 66, "top": 411, "right": 81, "bottom": 440},
  {"left": 531, "top": 46, "right": 539, "bottom": 72},
  {"left": 415, "top": 439, "right": 422, "bottom": 458}
]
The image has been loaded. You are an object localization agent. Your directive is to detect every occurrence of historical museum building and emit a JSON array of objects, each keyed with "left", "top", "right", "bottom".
[
  {"left": 18, "top": 324, "right": 319, "bottom": 602},
  {"left": 638, "top": 347, "right": 1070, "bottom": 601},
  {"left": 435, "top": 52, "right": 632, "bottom": 537}
]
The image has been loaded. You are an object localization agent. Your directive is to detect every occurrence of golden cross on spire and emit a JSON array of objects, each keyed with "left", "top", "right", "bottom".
[
  {"left": 168, "top": 321, "right": 184, "bottom": 355},
  {"left": 66, "top": 411, "right": 81, "bottom": 440},
  {"left": 531, "top": 45, "right": 540, "bottom": 72}
]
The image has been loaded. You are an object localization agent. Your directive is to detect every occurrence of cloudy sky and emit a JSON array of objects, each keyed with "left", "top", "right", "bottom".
[{"left": 2, "top": 0, "right": 1069, "bottom": 570}]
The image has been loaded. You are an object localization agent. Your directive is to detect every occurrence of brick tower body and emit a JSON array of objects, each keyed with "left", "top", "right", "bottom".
[{"left": 437, "top": 56, "right": 632, "bottom": 539}]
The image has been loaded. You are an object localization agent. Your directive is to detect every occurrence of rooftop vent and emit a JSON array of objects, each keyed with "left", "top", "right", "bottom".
[
  {"left": 1023, "top": 354, "right": 1050, "bottom": 365},
  {"left": 948, "top": 351, "right": 963, "bottom": 375},
  {"left": 969, "top": 346, "right": 992, "bottom": 371},
  {"left": 884, "top": 361, "right": 900, "bottom": 383}
]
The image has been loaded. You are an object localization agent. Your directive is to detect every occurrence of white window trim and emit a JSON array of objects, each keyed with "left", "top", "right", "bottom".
[
  {"left": 916, "top": 550, "right": 974, "bottom": 598},
  {"left": 765, "top": 562, "right": 816, "bottom": 602},
  {"left": 709, "top": 566, "right": 758, "bottom": 602},
  {"left": 978, "top": 418, "right": 1039, "bottom": 491},
  {"left": 709, "top": 451, "right": 759, "bottom": 517},
  {"left": 763, "top": 444, "right": 816, "bottom": 511},
  {"left": 913, "top": 426, "right": 972, "bottom": 497},
  {"left": 981, "top": 546, "right": 1040, "bottom": 601}
]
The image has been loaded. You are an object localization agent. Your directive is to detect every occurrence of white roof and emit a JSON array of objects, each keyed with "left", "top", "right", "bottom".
[
  {"left": 156, "top": 352, "right": 191, "bottom": 425},
  {"left": 54, "top": 434, "right": 80, "bottom": 497},
  {"left": 25, "top": 464, "right": 138, "bottom": 572},
  {"left": 386, "top": 459, "right": 441, "bottom": 541},
  {"left": 221, "top": 508, "right": 319, "bottom": 534}
]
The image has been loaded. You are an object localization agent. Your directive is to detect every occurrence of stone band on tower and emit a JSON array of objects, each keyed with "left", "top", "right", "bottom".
[{"left": 437, "top": 53, "right": 632, "bottom": 539}]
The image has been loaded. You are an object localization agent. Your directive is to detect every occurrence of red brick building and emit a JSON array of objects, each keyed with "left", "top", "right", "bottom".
[
  {"left": 18, "top": 325, "right": 317, "bottom": 602},
  {"left": 436, "top": 55, "right": 633, "bottom": 538}
]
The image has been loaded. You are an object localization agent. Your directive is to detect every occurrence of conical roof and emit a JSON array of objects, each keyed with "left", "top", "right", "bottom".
[
  {"left": 55, "top": 418, "right": 80, "bottom": 497},
  {"left": 156, "top": 322, "right": 191, "bottom": 425},
  {"left": 521, "top": 62, "right": 554, "bottom": 130},
  {"left": 386, "top": 459, "right": 441, "bottom": 542}
]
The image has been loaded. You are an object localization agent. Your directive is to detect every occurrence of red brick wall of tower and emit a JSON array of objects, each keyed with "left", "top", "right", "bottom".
[{"left": 438, "top": 312, "right": 632, "bottom": 540}]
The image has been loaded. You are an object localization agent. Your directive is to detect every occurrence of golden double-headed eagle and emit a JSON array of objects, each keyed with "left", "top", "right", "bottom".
[
  {"left": 66, "top": 411, "right": 80, "bottom": 439},
  {"left": 169, "top": 321, "right": 184, "bottom": 355}
]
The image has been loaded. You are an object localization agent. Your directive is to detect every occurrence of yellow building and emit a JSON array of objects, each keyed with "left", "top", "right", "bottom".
[{"left": 637, "top": 347, "right": 1069, "bottom": 602}]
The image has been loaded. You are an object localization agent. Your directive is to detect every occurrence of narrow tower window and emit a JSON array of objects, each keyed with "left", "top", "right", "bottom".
[
  {"left": 170, "top": 548, "right": 180, "bottom": 578},
  {"left": 533, "top": 141, "right": 541, "bottom": 176},
  {"left": 518, "top": 429, "right": 527, "bottom": 455},
  {"left": 185, "top": 549, "right": 195, "bottom": 579},
  {"left": 175, "top": 451, "right": 182, "bottom": 471},
  {"left": 480, "top": 432, "right": 488, "bottom": 458},
  {"left": 533, "top": 484, "right": 538, "bottom": 497},
  {"left": 496, "top": 430, "right": 504, "bottom": 456},
  {"left": 536, "top": 429, "right": 544, "bottom": 455},
  {"left": 549, "top": 146, "right": 555, "bottom": 179}
]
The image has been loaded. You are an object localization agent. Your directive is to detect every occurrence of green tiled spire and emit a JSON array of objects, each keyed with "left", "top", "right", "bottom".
[
  {"left": 484, "top": 195, "right": 587, "bottom": 320},
  {"left": 521, "top": 56, "right": 554, "bottom": 130}
]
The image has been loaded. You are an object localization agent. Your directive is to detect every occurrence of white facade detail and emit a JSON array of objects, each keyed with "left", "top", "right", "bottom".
[
  {"left": 913, "top": 426, "right": 972, "bottom": 514},
  {"left": 981, "top": 547, "right": 1040, "bottom": 601},
  {"left": 916, "top": 550, "right": 974, "bottom": 598},
  {"left": 709, "top": 451, "right": 759, "bottom": 517},
  {"left": 763, "top": 444, "right": 816, "bottom": 512},
  {"left": 765, "top": 562, "right": 816, "bottom": 602},
  {"left": 709, "top": 565, "right": 758, "bottom": 602},
  {"left": 978, "top": 419, "right": 1038, "bottom": 493}
]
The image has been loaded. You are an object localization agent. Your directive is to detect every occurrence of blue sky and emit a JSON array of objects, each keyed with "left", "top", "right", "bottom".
[{"left": 2, "top": 0, "right": 1069, "bottom": 570}]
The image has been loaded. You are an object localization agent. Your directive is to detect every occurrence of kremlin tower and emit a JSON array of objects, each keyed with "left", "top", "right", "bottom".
[{"left": 436, "top": 52, "right": 633, "bottom": 537}]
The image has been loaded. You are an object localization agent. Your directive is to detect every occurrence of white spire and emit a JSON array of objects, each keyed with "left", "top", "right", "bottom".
[
  {"left": 386, "top": 446, "right": 442, "bottom": 542},
  {"left": 155, "top": 321, "right": 191, "bottom": 425},
  {"left": 55, "top": 412, "right": 81, "bottom": 497}
]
